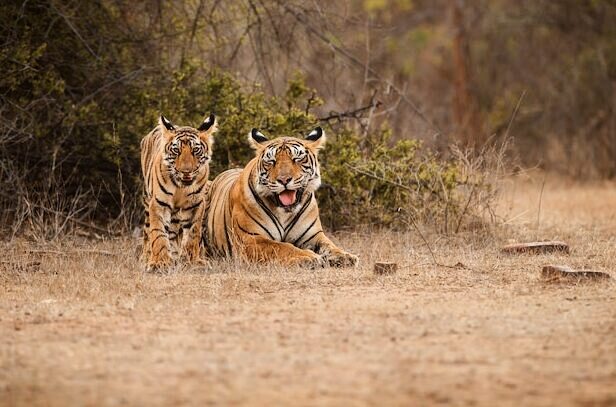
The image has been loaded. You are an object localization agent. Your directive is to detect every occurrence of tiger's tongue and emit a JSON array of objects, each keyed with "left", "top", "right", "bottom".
[{"left": 278, "top": 190, "right": 297, "bottom": 206}]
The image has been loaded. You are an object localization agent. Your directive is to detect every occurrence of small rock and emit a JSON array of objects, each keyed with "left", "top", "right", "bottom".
[{"left": 374, "top": 262, "right": 398, "bottom": 275}]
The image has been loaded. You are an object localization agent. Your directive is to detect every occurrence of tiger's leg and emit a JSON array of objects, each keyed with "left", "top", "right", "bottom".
[
  {"left": 142, "top": 227, "right": 150, "bottom": 262},
  {"left": 142, "top": 211, "right": 150, "bottom": 262},
  {"left": 141, "top": 204, "right": 152, "bottom": 262},
  {"left": 168, "top": 220, "right": 181, "bottom": 260},
  {"left": 238, "top": 232, "right": 323, "bottom": 268},
  {"left": 146, "top": 200, "right": 173, "bottom": 272},
  {"left": 306, "top": 232, "right": 358, "bottom": 268},
  {"left": 181, "top": 200, "right": 206, "bottom": 265}
]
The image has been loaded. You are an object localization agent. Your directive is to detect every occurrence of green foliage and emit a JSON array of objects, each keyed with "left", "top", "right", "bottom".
[
  {"left": 318, "top": 126, "right": 491, "bottom": 231},
  {"left": 0, "top": 0, "right": 495, "bottom": 234}
]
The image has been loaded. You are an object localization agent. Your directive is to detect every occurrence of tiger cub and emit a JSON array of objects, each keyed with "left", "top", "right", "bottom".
[{"left": 140, "top": 114, "right": 216, "bottom": 272}]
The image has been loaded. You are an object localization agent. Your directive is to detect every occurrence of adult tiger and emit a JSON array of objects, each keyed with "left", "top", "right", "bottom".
[
  {"left": 201, "top": 127, "right": 358, "bottom": 267},
  {"left": 141, "top": 114, "right": 217, "bottom": 272}
]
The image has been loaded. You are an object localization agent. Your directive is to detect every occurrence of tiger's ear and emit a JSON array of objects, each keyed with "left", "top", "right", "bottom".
[
  {"left": 160, "top": 115, "right": 175, "bottom": 131},
  {"left": 305, "top": 127, "right": 326, "bottom": 150},
  {"left": 158, "top": 114, "right": 175, "bottom": 140},
  {"left": 198, "top": 113, "right": 217, "bottom": 143},
  {"left": 248, "top": 128, "right": 269, "bottom": 150}
]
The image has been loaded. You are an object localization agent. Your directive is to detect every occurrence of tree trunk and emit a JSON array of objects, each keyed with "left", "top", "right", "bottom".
[{"left": 451, "top": 0, "right": 483, "bottom": 147}]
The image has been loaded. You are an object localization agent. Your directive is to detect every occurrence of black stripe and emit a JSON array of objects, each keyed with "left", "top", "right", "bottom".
[
  {"left": 238, "top": 224, "right": 259, "bottom": 236},
  {"left": 240, "top": 202, "right": 275, "bottom": 240},
  {"left": 298, "top": 229, "right": 323, "bottom": 247},
  {"left": 150, "top": 227, "right": 166, "bottom": 234},
  {"left": 194, "top": 170, "right": 209, "bottom": 186},
  {"left": 169, "top": 174, "right": 181, "bottom": 188},
  {"left": 155, "top": 198, "right": 172, "bottom": 209},
  {"left": 187, "top": 182, "right": 206, "bottom": 196},
  {"left": 283, "top": 193, "right": 313, "bottom": 238},
  {"left": 248, "top": 170, "right": 282, "bottom": 236},
  {"left": 151, "top": 234, "right": 166, "bottom": 247},
  {"left": 153, "top": 244, "right": 168, "bottom": 257},
  {"left": 156, "top": 172, "right": 173, "bottom": 195},
  {"left": 183, "top": 200, "right": 202, "bottom": 212},
  {"left": 291, "top": 218, "right": 317, "bottom": 246},
  {"left": 157, "top": 162, "right": 170, "bottom": 184}
]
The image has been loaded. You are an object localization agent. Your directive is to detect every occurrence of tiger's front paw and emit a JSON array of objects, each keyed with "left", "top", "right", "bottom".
[
  {"left": 324, "top": 250, "right": 359, "bottom": 268},
  {"left": 146, "top": 251, "right": 173, "bottom": 273},
  {"left": 288, "top": 250, "right": 325, "bottom": 269},
  {"left": 182, "top": 238, "right": 202, "bottom": 263},
  {"left": 180, "top": 250, "right": 206, "bottom": 265}
]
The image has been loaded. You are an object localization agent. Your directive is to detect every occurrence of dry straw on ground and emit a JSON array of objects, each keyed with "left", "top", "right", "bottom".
[{"left": 1, "top": 173, "right": 615, "bottom": 406}]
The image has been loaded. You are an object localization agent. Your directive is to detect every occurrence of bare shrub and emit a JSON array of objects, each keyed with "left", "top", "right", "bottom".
[
  {"left": 318, "top": 124, "right": 510, "bottom": 233},
  {"left": 0, "top": 157, "right": 98, "bottom": 240}
]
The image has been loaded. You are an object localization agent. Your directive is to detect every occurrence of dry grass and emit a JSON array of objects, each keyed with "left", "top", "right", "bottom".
[{"left": 1, "top": 172, "right": 615, "bottom": 406}]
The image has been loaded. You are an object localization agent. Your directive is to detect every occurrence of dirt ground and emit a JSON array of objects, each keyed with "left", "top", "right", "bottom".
[{"left": 1, "top": 173, "right": 615, "bottom": 406}]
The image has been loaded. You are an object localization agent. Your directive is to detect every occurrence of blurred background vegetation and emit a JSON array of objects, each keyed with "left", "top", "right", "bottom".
[{"left": 1, "top": 0, "right": 615, "bottom": 238}]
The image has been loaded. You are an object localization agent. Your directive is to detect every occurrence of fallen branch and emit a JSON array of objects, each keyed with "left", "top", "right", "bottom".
[
  {"left": 542, "top": 265, "right": 611, "bottom": 281},
  {"left": 502, "top": 241, "right": 569, "bottom": 255},
  {"left": 25, "top": 249, "right": 116, "bottom": 257}
]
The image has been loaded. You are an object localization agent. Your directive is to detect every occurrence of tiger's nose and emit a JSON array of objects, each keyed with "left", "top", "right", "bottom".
[{"left": 277, "top": 176, "right": 292, "bottom": 186}]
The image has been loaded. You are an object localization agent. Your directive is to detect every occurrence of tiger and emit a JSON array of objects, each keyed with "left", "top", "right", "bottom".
[
  {"left": 201, "top": 126, "right": 358, "bottom": 268},
  {"left": 140, "top": 114, "right": 217, "bottom": 272}
]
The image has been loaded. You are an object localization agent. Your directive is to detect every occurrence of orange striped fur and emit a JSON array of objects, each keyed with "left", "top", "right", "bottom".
[
  {"left": 201, "top": 127, "right": 358, "bottom": 268},
  {"left": 141, "top": 114, "right": 217, "bottom": 272}
]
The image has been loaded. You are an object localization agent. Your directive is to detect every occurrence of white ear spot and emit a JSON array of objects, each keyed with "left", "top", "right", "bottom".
[
  {"left": 198, "top": 113, "right": 216, "bottom": 132},
  {"left": 306, "top": 127, "right": 323, "bottom": 141},
  {"left": 160, "top": 115, "right": 175, "bottom": 131},
  {"left": 251, "top": 128, "right": 269, "bottom": 144}
]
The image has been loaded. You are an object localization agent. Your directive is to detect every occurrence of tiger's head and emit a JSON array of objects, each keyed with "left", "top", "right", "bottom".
[
  {"left": 159, "top": 114, "right": 217, "bottom": 186},
  {"left": 248, "top": 127, "right": 325, "bottom": 212}
]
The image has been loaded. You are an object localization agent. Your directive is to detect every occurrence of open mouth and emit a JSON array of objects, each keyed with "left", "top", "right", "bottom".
[
  {"left": 180, "top": 176, "right": 194, "bottom": 185},
  {"left": 275, "top": 189, "right": 304, "bottom": 208}
]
